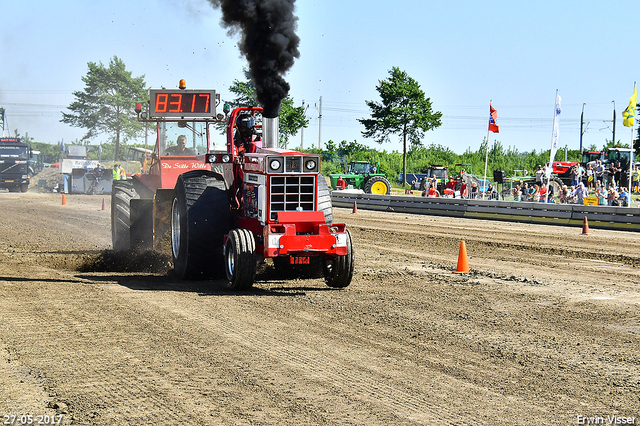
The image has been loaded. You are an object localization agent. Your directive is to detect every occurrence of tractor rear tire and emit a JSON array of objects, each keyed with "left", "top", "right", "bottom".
[
  {"left": 323, "top": 229, "right": 354, "bottom": 288},
  {"left": 172, "top": 171, "right": 231, "bottom": 280},
  {"left": 224, "top": 228, "right": 257, "bottom": 290},
  {"left": 317, "top": 174, "right": 333, "bottom": 224},
  {"left": 364, "top": 176, "right": 391, "bottom": 195},
  {"left": 548, "top": 177, "right": 564, "bottom": 200},
  {"left": 111, "top": 180, "right": 138, "bottom": 251}
]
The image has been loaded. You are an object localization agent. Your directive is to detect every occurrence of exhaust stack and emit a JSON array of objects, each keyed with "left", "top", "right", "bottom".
[{"left": 262, "top": 116, "right": 279, "bottom": 149}]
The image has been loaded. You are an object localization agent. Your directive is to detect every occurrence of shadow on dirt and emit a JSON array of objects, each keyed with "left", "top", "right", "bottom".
[{"left": 76, "top": 249, "right": 336, "bottom": 296}]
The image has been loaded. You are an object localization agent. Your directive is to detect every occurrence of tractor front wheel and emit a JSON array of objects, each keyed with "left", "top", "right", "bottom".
[
  {"left": 224, "top": 228, "right": 257, "bottom": 290},
  {"left": 317, "top": 174, "right": 333, "bottom": 224},
  {"left": 364, "top": 176, "right": 391, "bottom": 195},
  {"left": 323, "top": 229, "right": 354, "bottom": 288}
]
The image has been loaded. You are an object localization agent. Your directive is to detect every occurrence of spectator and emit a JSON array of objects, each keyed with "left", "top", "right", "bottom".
[
  {"left": 420, "top": 177, "right": 428, "bottom": 193},
  {"left": 619, "top": 187, "right": 629, "bottom": 206},
  {"left": 570, "top": 165, "right": 579, "bottom": 188},
  {"left": 420, "top": 178, "right": 431, "bottom": 196},
  {"left": 539, "top": 185, "right": 548, "bottom": 203},
  {"left": 336, "top": 176, "right": 346, "bottom": 190},
  {"left": 606, "top": 163, "right": 617, "bottom": 188},
  {"left": 535, "top": 165, "right": 544, "bottom": 184},
  {"left": 594, "top": 182, "right": 606, "bottom": 205},
  {"left": 633, "top": 165, "right": 639, "bottom": 193},
  {"left": 577, "top": 163, "right": 585, "bottom": 184},
  {"left": 568, "top": 186, "right": 578, "bottom": 204},
  {"left": 586, "top": 163, "right": 594, "bottom": 190},
  {"left": 470, "top": 181, "right": 478, "bottom": 199},
  {"left": 558, "top": 185, "right": 568, "bottom": 203},
  {"left": 595, "top": 160, "right": 604, "bottom": 184},
  {"left": 575, "top": 182, "right": 588, "bottom": 205},
  {"left": 486, "top": 183, "right": 498, "bottom": 200},
  {"left": 608, "top": 186, "right": 619, "bottom": 206},
  {"left": 614, "top": 161, "right": 623, "bottom": 188},
  {"left": 445, "top": 178, "right": 456, "bottom": 198},
  {"left": 513, "top": 185, "right": 522, "bottom": 201},
  {"left": 431, "top": 178, "right": 438, "bottom": 192},
  {"left": 594, "top": 179, "right": 602, "bottom": 193},
  {"left": 521, "top": 183, "right": 530, "bottom": 201},
  {"left": 532, "top": 184, "right": 541, "bottom": 202}
]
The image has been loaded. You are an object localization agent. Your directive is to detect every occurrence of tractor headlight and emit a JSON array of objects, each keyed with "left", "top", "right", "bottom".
[
  {"left": 221, "top": 154, "right": 231, "bottom": 163},
  {"left": 270, "top": 160, "right": 281, "bottom": 170},
  {"left": 305, "top": 159, "right": 316, "bottom": 171},
  {"left": 207, "top": 154, "right": 217, "bottom": 163}
]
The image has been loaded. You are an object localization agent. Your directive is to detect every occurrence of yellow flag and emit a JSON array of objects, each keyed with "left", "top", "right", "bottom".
[{"left": 623, "top": 82, "right": 637, "bottom": 127}]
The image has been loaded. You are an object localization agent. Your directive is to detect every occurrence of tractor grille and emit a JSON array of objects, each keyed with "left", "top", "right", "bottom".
[{"left": 269, "top": 175, "right": 316, "bottom": 220}]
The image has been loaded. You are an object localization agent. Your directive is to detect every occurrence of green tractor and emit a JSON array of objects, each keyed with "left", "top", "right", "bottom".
[{"left": 329, "top": 160, "right": 392, "bottom": 195}]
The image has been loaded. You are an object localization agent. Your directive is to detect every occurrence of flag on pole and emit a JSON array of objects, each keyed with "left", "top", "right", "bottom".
[
  {"left": 623, "top": 82, "right": 637, "bottom": 127},
  {"left": 98, "top": 142, "right": 102, "bottom": 155},
  {"left": 549, "top": 92, "right": 561, "bottom": 164},
  {"left": 488, "top": 102, "right": 499, "bottom": 133},
  {"left": 60, "top": 139, "right": 65, "bottom": 153}
]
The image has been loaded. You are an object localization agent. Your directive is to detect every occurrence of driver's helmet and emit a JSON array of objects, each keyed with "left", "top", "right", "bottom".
[{"left": 236, "top": 114, "right": 255, "bottom": 139}]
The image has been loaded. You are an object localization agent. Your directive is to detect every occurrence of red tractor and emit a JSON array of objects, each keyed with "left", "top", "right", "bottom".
[{"left": 111, "top": 83, "right": 354, "bottom": 290}]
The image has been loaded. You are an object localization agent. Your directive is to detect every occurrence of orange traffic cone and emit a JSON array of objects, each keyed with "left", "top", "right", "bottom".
[
  {"left": 582, "top": 216, "right": 590, "bottom": 235},
  {"left": 102, "top": 198, "right": 106, "bottom": 211},
  {"left": 61, "top": 194, "right": 67, "bottom": 206},
  {"left": 352, "top": 200, "right": 358, "bottom": 214},
  {"left": 453, "top": 240, "right": 470, "bottom": 274}
]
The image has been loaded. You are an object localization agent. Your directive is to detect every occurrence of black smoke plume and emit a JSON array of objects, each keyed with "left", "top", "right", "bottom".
[{"left": 209, "top": 0, "right": 300, "bottom": 117}]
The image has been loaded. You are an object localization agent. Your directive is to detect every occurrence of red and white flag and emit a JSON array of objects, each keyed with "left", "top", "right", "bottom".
[{"left": 488, "top": 102, "right": 499, "bottom": 133}]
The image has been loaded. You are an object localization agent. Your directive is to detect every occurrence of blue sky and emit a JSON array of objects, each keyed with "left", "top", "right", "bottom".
[{"left": 1, "top": 0, "right": 638, "bottom": 155}]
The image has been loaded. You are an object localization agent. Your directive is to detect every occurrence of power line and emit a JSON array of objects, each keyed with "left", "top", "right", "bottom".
[{"left": 1, "top": 102, "right": 66, "bottom": 109}]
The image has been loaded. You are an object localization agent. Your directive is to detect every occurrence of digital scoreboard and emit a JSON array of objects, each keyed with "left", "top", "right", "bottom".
[{"left": 148, "top": 89, "right": 217, "bottom": 118}]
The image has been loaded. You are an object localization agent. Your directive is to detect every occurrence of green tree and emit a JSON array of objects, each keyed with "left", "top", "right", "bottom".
[
  {"left": 359, "top": 67, "right": 442, "bottom": 186},
  {"left": 225, "top": 69, "right": 308, "bottom": 148},
  {"left": 227, "top": 69, "right": 257, "bottom": 108},
  {"left": 61, "top": 56, "right": 148, "bottom": 161},
  {"left": 12, "top": 129, "right": 34, "bottom": 146}
]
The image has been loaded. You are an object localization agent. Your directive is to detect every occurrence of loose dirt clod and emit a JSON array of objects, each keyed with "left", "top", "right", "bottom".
[{"left": 77, "top": 249, "right": 172, "bottom": 273}]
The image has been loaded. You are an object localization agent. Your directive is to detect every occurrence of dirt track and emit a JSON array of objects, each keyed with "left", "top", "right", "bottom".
[{"left": 0, "top": 191, "right": 638, "bottom": 425}]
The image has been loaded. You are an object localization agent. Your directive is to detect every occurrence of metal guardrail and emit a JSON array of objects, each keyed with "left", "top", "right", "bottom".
[{"left": 331, "top": 191, "right": 640, "bottom": 232}]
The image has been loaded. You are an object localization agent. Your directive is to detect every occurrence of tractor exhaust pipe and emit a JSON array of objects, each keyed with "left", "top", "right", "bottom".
[{"left": 262, "top": 116, "right": 279, "bottom": 149}]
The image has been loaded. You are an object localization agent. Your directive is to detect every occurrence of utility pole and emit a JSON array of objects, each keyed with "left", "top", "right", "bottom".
[
  {"left": 318, "top": 96, "right": 322, "bottom": 150},
  {"left": 580, "top": 103, "right": 585, "bottom": 153},
  {"left": 612, "top": 100, "right": 616, "bottom": 146},
  {"left": 300, "top": 99, "right": 308, "bottom": 149}
]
